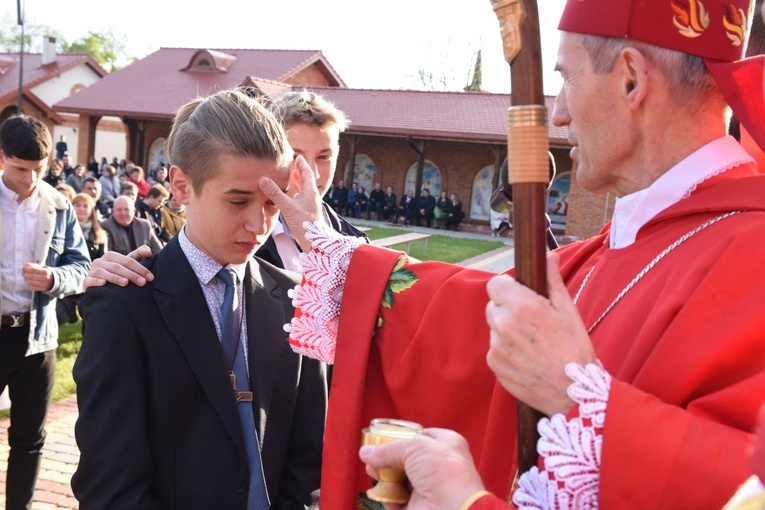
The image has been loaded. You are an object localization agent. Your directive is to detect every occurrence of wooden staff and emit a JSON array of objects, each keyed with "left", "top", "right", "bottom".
[{"left": 489, "top": 0, "right": 549, "bottom": 477}]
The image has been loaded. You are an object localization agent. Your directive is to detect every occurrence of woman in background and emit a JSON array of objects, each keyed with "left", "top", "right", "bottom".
[
  {"left": 445, "top": 192, "right": 465, "bottom": 230},
  {"left": 72, "top": 193, "right": 108, "bottom": 261}
]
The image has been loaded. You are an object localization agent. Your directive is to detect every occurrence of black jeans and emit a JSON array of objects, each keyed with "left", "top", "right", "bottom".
[{"left": 0, "top": 324, "right": 56, "bottom": 510}]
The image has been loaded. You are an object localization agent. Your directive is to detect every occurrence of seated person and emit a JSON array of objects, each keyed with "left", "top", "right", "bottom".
[
  {"left": 414, "top": 188, "right": 436, "bottom": 227},
  {"left": 445, "top": 192, "right": 465, "bottom": 230}
]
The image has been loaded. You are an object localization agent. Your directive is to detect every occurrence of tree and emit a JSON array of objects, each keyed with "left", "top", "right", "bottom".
[
  {"left": 61, "top": 29, "right": 129, "bottom": 72},
  {"left": 0, "top": 15, "right": 132, "bottom": 72},
  {"left": 0, "top": 14, "right": 62, "bottom": 53},
  {"left": 464, "top": 50, "right": 483, "bottom": 92}
]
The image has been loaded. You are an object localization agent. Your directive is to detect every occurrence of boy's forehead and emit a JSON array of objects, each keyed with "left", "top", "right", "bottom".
[{"left": 286, "top": 121, "right": 340, "bottom": 139}]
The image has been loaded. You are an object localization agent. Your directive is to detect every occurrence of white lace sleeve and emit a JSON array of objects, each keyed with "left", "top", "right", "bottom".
[
  {"left": 512, "top": 362, "right": 611, "bottom": 510},
  {"left": 283, "top": 221, "right": 366, "bottom": 364}
]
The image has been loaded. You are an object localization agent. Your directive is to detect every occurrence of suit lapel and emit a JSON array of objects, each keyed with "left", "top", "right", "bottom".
[
  {"left": 244, "top": 259, "right": 288, "bottom": 446},
  {"left": 152, "top": 240, "right": 246, "bottom": 457}
]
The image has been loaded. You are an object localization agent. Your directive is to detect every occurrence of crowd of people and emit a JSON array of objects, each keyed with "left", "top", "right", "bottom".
[
  {"left": 44, "top": 153, "right": 187, "bottom": 260},
  {"left": 326, "top": 180, "right": 466, "bottom": 230}
]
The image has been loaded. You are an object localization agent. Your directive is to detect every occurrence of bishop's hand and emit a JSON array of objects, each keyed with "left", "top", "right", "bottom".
[
  {"left": 485, "top": 252, "right": 597, "bottom": 417},
  {"left": 259, "top": 155, "right": 325, "bottom": 253}
]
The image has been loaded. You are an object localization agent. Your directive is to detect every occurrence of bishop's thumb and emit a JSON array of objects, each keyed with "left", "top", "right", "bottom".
[{"left": 546, "top": 252, "right": 572, "bottom": 309}]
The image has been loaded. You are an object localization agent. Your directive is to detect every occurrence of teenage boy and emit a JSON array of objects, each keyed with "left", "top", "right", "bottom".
[
  {"left": 256, "top": 90, "right": 367, "bottom": 271},
  {"left": 0, "top": 115, "right": 90, "bottom": 510},
  {"left": 72, "top": 88, "right": 326, "bottom": 509}
]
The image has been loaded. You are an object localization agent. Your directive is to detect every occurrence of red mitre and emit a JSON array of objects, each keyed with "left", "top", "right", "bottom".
[{"left": 559, "top": 0, "right": 765, "bottom": 153}]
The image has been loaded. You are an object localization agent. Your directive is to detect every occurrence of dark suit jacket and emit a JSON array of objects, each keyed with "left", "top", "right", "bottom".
[
  {"left": 101, "top": 216, "right": 163, "bottom": 255},
  {"left": 72, "top": 238, "right": 327, "bottom": 509},
  {"left": 257, "top": 202, "right": 368, "bottom": 268}
]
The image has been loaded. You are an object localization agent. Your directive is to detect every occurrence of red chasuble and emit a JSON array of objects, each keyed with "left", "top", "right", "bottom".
[{"left": 319, "top": 168, "right": 765, "bottom": 509}]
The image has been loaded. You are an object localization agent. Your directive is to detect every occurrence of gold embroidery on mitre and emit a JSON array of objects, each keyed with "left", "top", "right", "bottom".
[
  {"left": 722, "top": 4, "right": 748, "bottom": 46},
  {"left": 671, "top": 0, "right": 711, "bottom": 38}
]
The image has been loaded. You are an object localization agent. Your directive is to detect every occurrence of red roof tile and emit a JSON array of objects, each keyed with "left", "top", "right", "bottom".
[
  {"left": 51, "top": 47, "right": 569, "bottom": 146},
  {"left": 309, "top": 88, "right": 569, "bottom": 145},
  {"left": 0, "top": 52, "right": 107, "bottom": 105},
  {"left": 54, "top": 48, "right": 343, "bottom": 120}
]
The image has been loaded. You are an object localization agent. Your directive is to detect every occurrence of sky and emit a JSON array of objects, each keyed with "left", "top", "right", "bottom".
[{"left": 3, "top": 0, "right": 567, "bottom": 96}]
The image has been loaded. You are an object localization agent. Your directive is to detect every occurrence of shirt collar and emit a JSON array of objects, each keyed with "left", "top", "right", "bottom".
[
  {"left": 610, "top": 136, "right": 754, "bottom": 249},
  {"left": 178, "top": 226, "right": 247, "bottom": 285},
  {"left": 0, "top": 173, "right": 40, "bottom": 206}
]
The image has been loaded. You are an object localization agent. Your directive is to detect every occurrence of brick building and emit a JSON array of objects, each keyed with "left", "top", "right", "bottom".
[{"left": 53, "top": 46, "right": 611, "bottom": 238}]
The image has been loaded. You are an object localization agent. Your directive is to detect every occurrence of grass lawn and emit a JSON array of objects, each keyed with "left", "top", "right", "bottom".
[
  {"left": 360, "top": 225, "right": 504, "bottom": 263},
  {"left": 0, "top": 231, "right": 500, "bottom": 418}
]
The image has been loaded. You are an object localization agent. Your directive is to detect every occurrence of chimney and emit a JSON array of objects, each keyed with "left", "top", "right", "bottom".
[{"left": 41, "top": 35, "right": 57, "bottom": 65}]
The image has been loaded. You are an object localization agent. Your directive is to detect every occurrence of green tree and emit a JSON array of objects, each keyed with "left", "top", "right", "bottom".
[
  {"left": 464, "top": 50, "right": 483, "bottom": 92},
  {"left": 61, "top": 29, "right": 129, "bottom": 72},
  {"left": 0, "top": 15, "right": 132, "bottom": 72},
  {"left": 0, "top": 14, "right": 62, "bottom": 53}
]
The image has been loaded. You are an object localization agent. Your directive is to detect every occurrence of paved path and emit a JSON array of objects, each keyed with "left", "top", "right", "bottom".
[
  {"left": 0, "top": 395, "right": 79, "bottom": 509},
  {"left": 0, "top": 220, "right": 518, "bottom": 509}
]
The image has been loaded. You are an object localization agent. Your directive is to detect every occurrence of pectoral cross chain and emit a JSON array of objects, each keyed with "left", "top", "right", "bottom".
[{"left": 230, "top": 371, "right": 253, "bottom": 403}]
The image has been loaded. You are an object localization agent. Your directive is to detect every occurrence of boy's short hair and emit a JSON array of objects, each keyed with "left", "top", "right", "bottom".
[
  {"left": 269, "top": 89, "right": 349, "bottom": 132},
  {"left": 146, "top": 184, "right": 170, "bottom": 200},
  {"left": 120, "top": 182, "right": 138, "bottom": 194},
  {"left": 0, "top": 115, "right": 52, "bottom": 161},
  {"left": 167, "top": 87, "right": 292, "bottom": 193}
]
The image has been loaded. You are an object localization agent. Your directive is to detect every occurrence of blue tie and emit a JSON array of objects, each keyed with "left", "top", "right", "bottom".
[{"left": 217, "top": 268, "right": 269, "bottom": 509}]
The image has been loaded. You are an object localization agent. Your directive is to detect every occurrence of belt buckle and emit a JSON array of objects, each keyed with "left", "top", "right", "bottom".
[{"left": 9, "top": 314, "right": 24, "bottom": 328}]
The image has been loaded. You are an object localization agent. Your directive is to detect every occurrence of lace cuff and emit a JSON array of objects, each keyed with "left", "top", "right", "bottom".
[
  {"left": 513, "top": 362, "right": 611, "bottom": 510},
  {"left": 283, "top": 221, "right": 365, "bottom": 364}
]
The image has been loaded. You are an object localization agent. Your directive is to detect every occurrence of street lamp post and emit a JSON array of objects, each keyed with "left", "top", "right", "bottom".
[{"left": 17, "top": 0, "right": 25, "bottom": 114}]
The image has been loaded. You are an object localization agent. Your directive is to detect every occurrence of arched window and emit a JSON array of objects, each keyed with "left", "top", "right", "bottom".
[
  {"left": 547, "top": 171, "right": 572, "bottom": 229},
  {"left": 147, "top": 138, "right": 169, "bottom": 173},
  {"left": 470, "top": 164, "right": 495, "bottom": 221},
  {"left": 343, "top": 154, "right": 376, "bottom": 194},
  {"left": 404, "top": 160, "right": 441, "bottom": 197}
]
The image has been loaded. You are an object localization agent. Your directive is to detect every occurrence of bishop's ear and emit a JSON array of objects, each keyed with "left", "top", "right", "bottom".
[{"left": 617, "top": 46, "right": 649, "bottom": 109}]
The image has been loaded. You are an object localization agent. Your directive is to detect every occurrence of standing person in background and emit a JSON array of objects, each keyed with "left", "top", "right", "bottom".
[
  {"left": 0, "top": 115, "right": 90, "bottom": 510},
  {"left": 54, "top": 135, "right": 67, "bottom": 160}
]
